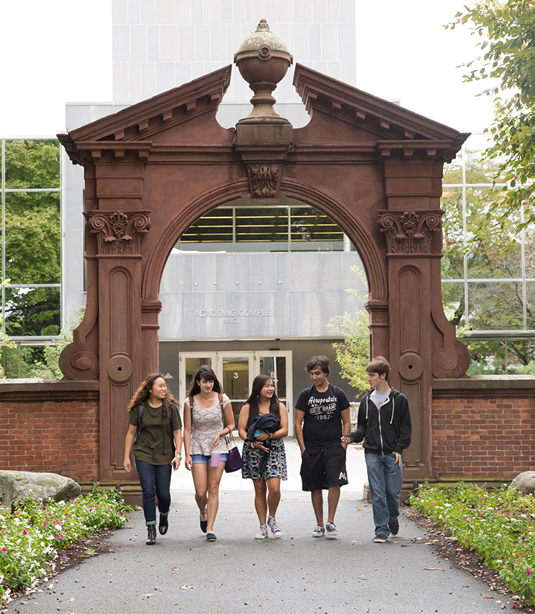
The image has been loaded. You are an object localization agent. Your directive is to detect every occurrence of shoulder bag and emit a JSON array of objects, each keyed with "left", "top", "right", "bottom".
[{"left": 219, "top": 394, "right": 243, "bottom": 473}]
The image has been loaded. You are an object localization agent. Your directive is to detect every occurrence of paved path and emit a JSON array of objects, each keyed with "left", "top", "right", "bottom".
[{"left": 6, "top": 441, "right": 514, "bottom": 614}]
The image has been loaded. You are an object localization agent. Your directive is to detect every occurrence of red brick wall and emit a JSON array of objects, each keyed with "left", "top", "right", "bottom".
[
  {"left": 0, "top": 381, "right": 99, "bottom": 484},
  {"left": 432, "top": 390, "right": 535, "bottom": 478}
]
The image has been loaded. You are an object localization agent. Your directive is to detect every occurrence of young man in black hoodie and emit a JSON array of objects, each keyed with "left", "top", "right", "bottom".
[{"left": 342, "top": 356, "right": 411, "bottom": 543}]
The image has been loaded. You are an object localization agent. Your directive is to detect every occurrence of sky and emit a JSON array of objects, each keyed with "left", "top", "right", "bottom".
[{"left": 0, "top": 0, "right": 494, "bottom": 145}]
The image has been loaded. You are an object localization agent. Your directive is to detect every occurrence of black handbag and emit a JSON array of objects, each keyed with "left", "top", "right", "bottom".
[
  {"left": 218, "top": 395, "right": 243, "bottom": 473},
  {"left": 224, "top": 433, "right": 243, "bottom": 473}
]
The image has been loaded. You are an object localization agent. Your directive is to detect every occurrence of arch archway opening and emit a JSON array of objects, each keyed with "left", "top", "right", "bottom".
[{"left": 157, "top": 196, "right": 370, "bottom": 431}]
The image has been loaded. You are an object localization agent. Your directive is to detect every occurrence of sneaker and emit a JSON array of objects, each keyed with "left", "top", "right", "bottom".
[
  {"left": 388, "top": 519, "right": 399, "bottom": 536},
  {"left": 325, "top": 522, "right": 338, "bottom": 537},
  {"left": 372, "top": 533, "right": 388, "bottom": 543},
  {"left": 267, "top": 516, "right": 282, "bottom": 538},
  {"left": 312, "top": 524, "right": 325, "bottom": 538},
  {"left": 255, "top": 524, "right": 268, "bottom": 540}
]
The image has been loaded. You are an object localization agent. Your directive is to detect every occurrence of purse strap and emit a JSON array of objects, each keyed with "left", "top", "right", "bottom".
[{"left": 219, "top": 393, "right": 237, "bottom": 450}]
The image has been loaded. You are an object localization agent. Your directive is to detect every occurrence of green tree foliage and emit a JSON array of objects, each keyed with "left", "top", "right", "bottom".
[
  {"left": 2, "top": 140, "right": 61, "bottom": 337},
  {"left": 327, "top": 266, "right": 369, "bottom": 395},
  {"left": 441, "top": 153, "right": 535, "bottom": 371},
  {"left": 27, "top": 307, "right": 85, "bottom": 379},
  {"left": 449, "top": 0, "right": 535, "bottom": 226}
]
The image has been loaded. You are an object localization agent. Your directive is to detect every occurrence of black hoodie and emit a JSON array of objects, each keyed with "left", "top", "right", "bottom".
[{"left": 347, "top": 388, "right": 411, "bottom": 455}]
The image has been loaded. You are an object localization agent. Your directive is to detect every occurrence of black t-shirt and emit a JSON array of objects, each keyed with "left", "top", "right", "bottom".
[{"left": 295, "top": 384, "right": 350, "bottom": 449}]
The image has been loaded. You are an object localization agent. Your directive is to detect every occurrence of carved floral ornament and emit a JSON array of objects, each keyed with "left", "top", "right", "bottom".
[
  {"left": 86, "top": 211, "right": 152, "bottom": 255},
  {"left": 378, "top": 211, "right": 442, "bottom": 255},
  {"left": 247, "top": 164, "right": 282, "bottom": 199}
]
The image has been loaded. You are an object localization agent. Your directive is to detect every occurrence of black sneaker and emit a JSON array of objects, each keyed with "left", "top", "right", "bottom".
[
  {"left": 372, "top": 533, "right": 388, "bottom": 543},
  {"left": 388, "top": 519, "right": 399, "bottom": 536}
]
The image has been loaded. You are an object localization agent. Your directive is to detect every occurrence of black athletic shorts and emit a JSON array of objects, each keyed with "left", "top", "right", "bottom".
[{"left": 300, "top": 443, "right": 348, "bottom": 491}]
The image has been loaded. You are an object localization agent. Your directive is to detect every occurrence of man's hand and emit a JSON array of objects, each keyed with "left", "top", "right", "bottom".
[{"left": 394, "top": 452, "right": 402, "bottom": 466}]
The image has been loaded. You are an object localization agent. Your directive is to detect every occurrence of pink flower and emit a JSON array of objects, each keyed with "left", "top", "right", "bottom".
[
  {"left": 43, "top": 523, "right": 47, "bottom": 527},
  {"left": 527, "top": 569, "right": 532, "bottom": 575},
  {"left": 56, "top": 535, "right": 62, "bottom": 540},
  {"left": 23, "top": 529, "right": 27, "bottom": 535},
  {"left": 1, "top": 547, "right": 7, "bottom": 552}
]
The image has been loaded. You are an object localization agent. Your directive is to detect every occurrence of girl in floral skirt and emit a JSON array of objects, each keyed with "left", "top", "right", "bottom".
[{"left": 238, "top": 374, "right": 288, "bottom": 540}]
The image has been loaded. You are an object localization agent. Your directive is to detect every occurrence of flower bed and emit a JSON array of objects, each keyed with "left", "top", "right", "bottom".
[
  {"left": 410, "top": 482, "right": 535, "bottom": 606},
  {"left": 0, "top": 484, "right": 135, "bottom": 608}
]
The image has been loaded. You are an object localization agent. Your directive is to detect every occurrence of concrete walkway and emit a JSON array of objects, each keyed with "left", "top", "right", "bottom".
[{"left": 6, "top": 441, "right": 514, "bottom": 613}]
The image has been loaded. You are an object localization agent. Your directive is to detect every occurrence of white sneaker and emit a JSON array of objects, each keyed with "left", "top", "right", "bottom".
[
  {"left": 255, "top": 523, "right": 268, "bottom": 540},
  {"left": 312, "top": 524, "right": 325, "bottom": 538},
  {"left": 267, "top": 515, "right": 282, "bottom": 538},
  {"left": 325, "top": 522, "right": 338, "bottom": 538}
]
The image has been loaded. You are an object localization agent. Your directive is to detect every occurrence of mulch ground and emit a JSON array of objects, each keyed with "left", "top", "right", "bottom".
[{"left": 404, "top": 504, "right": 534, "bottom": 612}]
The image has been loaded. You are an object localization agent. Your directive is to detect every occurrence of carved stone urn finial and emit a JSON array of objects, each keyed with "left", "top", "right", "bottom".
[{"left": 234, "top": 18, "right": 293, "bottom": 123}]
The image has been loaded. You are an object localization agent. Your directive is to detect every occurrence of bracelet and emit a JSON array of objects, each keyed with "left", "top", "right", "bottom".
[{"left": 175, "top": 454, "right": 182, "bottom": 459}]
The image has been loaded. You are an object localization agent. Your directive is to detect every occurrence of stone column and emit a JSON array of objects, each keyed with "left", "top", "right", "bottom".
[{"left": 85, "top": 160, "right": 151, "bottom": 482}]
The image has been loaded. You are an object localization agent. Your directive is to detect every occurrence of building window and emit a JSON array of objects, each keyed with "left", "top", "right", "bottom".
[
  {"left": 441, "top": 139, "right": 535, "bottom": 372},
  {"left": 178, "top": 199, "right": 346, "bottom": 252},
  {"left": 0, "top": 139, "right": 61, "bottom": 339}
]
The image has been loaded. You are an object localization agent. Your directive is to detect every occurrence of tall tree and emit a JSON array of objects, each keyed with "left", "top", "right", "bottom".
[{"left": 449, "top": 0, "right": 535, "bottom": 227}]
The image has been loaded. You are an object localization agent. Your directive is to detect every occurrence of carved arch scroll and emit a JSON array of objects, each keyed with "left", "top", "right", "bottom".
[
  {"left": 85, "top": 211, "right": 152, "bottom": 256},
  {"left": 379, "top": 210, "right": 442, "bottom": 255}
]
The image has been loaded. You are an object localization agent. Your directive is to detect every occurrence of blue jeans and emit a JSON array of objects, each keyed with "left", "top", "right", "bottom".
[
  {"left": 135, "top": 459, "right": 172, "bottom": 525},
  {"left": 365, "top": 452, "right": 403, "bottom": 536}
]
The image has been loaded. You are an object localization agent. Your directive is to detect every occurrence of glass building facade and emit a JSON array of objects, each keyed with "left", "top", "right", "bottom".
[
  {"left": 0, "top": 139, "right": 61, "bottom": 340},
  {"left": 441, "top": 140, "right": 535, "bottom": 372}
]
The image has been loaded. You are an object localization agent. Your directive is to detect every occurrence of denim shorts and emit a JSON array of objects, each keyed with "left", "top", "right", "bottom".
[{"left": 191, "top": 453, "right": 228, "bottom": 464}]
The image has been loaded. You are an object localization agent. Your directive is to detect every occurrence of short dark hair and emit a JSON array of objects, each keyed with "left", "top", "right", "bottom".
[
  {"left": 366, "top": 356, "right": 391, "bottom": 379},
  {"left": 305, "top": 355, "right": 330, "bottom": 375}
]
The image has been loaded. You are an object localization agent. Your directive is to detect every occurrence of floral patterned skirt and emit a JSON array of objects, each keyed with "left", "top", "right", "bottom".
[{"left": 242, "top": 439, "right": 288, "bottom": 481}]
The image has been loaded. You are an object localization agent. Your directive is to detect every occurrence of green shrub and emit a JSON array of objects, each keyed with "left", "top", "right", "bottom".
[
  {"left": 411, "top": 482, "right": 535, "bottom": 605},
  {"left": 0, "top": 484, "right": 135, "bottom": 607}
]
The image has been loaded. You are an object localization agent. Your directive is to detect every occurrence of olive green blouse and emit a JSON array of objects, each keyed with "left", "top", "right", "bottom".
[{"left": 128, "top": 402, "right": 182, "bottom": 465}]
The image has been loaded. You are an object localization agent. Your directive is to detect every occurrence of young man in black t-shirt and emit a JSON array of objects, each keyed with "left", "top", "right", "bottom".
[{"left": 294, "top": 355, "right": 351, "bottom": 538}]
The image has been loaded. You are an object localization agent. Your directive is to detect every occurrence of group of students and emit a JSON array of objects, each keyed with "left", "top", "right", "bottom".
[{"left": 123, "top": 355, "right": 412, "bottom": 546}]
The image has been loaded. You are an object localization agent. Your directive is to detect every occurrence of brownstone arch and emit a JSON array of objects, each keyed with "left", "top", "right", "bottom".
[{"left": 58, "top": 61, "right": 470, "bottom": 489}]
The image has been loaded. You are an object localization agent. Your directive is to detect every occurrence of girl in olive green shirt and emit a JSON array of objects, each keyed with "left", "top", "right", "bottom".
[{"left": 124, "top": 373, "right": 182, "bottom": 545}]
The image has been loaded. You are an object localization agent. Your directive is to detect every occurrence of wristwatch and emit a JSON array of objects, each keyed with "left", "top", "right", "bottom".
[{"left": 175, "top": 454, "right": 182, "bottom": 459}]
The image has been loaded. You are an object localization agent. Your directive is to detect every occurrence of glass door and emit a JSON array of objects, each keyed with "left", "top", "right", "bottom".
[
  {"left": 179, "top": 353, "right": 216, "bottom": 408},
  {"left": 257, "top": 351, "right": 293, "bottom": 435},
  {"left": 178, "top": 350, "right": 293, "bottom": 433},
  {"left": 220, "top": 354, "right": 253, "bottom": 427}
]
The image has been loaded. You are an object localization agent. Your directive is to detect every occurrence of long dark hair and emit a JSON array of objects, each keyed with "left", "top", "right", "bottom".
[
  {"left": 127, "top": 373, "right": 177, "bottom": 418},
  {"left": 188, "top": 365, "right": 223, "bottom": 396},
  {"left": 243, "top": 374, "right": 280, "bottom": 428}
]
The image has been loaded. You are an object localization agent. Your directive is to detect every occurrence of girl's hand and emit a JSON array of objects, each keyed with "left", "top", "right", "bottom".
[
  {"left": 171, "top": 456, "right": 182, "bottom": 471},
  {"left": 254, "top": 431, "right": 270, "bottom": 442},
  {"left": 253, "top": 441, "right": 270, "bottom": 453},
  {"left": 185, "top": 455, "right": 193, "bottom": 471},
  {"left": 341, "top": 436, "right": 350, "bottom": 444},
  {"left": 213, "top": 433, "right": 221, "bottom": 447},
  {"left": 124, "top": 458, "right": 132, "bottom": 472}
]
